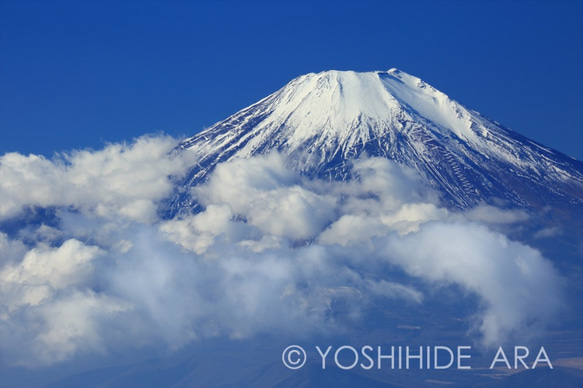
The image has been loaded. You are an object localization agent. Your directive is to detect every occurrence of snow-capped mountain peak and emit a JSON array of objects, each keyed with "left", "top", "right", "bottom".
[
  {"left": 174, "top": 68, "right": 583, "bottom": 217},
  {"left": 382, "top": 69, "right": 475, "bottom": 141}
]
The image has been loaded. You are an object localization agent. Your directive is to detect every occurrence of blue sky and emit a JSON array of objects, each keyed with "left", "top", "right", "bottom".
[{"left": 1, "top": 0, "right": 582, "bottom": 160}]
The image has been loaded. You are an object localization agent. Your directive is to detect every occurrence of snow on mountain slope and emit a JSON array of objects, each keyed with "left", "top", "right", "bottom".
[{"left": 171, "top": 69, "right": 583, "bottom": 217}]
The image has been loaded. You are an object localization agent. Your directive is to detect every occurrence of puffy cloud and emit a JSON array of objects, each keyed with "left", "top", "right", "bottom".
[
  {"left": 0, "top": 236, "right": 130, "bottom": 366},
  {"left": 378, "top": 222, "right": 563, "bottom": 346},
  {"left": 0, "top": 140, "right": 565, "bottom": 367},
  {"left": 160, "top": 203, "right": 246, "bottom": 254},
  {"left": 194, "top": 154, "right": 337, "bottom": 240},
  {"left": 1, "top": 239, "right": 103, "bottom": 313},
  {"left": 0, "top": 135, "right": 194, "bottom": 222},
  {"left": 0, "top": 232, "right": 27, "bottom": 265}
]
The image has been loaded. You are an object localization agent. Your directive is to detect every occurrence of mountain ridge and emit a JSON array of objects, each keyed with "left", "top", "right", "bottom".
[{"left": 170, "top": 69, "right": 583, "bottom": 219}]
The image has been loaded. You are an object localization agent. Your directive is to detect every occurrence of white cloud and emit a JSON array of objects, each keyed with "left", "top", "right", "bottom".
[
  {"left": 33, "top": 291, "right": 130, "bottom": 365},
  {"left": 1, "top": 239, "right": 103, "bottom": 313},
  {"left": 0, "top": 135, "right": 195, "bottom": 223},
  {"left": 193, "top": 154, "right": 337, "bottom": 240},
  {"left": 379, "top": 222, "right": 563, "bottom": 346},
  {"left": 0, "top": 236, "right": 130, "bottom": 366},
  {"left": 0, "top": 142, "right": 565, "bottom": 367},
  {"left": 0, "top": 232, "right": 27, "bottom": 266}
]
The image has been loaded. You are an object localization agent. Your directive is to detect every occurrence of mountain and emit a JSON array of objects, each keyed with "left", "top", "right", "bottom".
[
  {"left": 6, "top": 69, "right": 581, "bottom": 388},
  {"left": 170, "top": 69, "right": 583, "bottom": 221}
]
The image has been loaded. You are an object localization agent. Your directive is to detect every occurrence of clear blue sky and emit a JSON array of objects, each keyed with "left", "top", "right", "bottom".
[{"left": 1, "top": 0, "right": 582, "bottom": 160}]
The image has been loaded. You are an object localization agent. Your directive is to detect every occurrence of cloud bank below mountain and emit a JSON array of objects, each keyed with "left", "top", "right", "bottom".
[{"left": 0, "top": 135, "right": 563, "bottom": 366}]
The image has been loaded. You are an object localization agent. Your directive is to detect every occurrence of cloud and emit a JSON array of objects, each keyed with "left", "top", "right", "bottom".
[
  {"left": 378, "top": 222, "right": 563, "bottom": 346},
  {"left": 0, "top": 141, "right": 565, "bottom": 367},
  {"left": 193, "top": 154, "right": 337, "bottom": 241},
  {"left": 0, "top": 236, "right": 130, "bottom": 366},
  {"left": 534, "top": 226, "right": 561, "bottom": 239},
  {"left": 0, "top": 239, "right": 102, "bottom": 313},
  {"left": 461, "top": 204, "right": 529, "bottom": 225},
  {"left": 31, "top": 291, "right": 130, "bottom": 365},
  {"left": 0, "top": 135, "right": 194, "bottom": 223}
]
